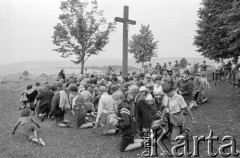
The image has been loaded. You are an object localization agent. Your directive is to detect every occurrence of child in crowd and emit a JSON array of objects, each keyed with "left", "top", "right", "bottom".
[
  {"left": 112, "top": 91, "right": 143, "bottom": 152},
  {"left": 19, "top": 87, "right": 28, "bottom": 110},
  {"left": 11, "top": 109, "right": 45, "bottom": 146}
]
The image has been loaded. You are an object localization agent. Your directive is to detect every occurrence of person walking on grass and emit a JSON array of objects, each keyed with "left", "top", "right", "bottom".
[
  {"left": 177, "top": 70, "right": 196, "bottom": 109},
  {"left": 161, "top": 83, "right": 196, "bottom": 145},
  {"left": 11, "top": 109, "right": 45, "bottom": 146},
  {"left": 113, "top": 91, "right": 143, "bottom": 152},
  {"left": 213, "top": 59, "right": 222, "bottom": 86}
]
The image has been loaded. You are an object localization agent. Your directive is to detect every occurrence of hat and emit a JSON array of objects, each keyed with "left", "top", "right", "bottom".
[
  {"left": 145, "top": 73, "right": 151, "bottom": 78},
  {"left": 78, "top": 85, "right": 85, "bottom": 91},
  {"left": 139, "top": 86, "right": 149, "bottom": 92},
  {"left": 21, "top": 109, "right": 31, "bottom": 117}
]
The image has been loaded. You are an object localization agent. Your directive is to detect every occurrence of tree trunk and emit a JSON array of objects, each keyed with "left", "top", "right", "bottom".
[
  {"left": 80, "top": 61, "right": 84, "bottom": 75},
  {"left": 142, "top": 62, "right": 144, "bottom": 68}
]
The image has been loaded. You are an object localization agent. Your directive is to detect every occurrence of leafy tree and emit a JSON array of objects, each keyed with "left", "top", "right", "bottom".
[
  {"left": 222, "top": 0, "right": 240, "bottom": 62},
  {"left": 129, "top": 24, "right": 158, "bottom": 68},
  {"left": 52, "top": 0, "right": 115, "bottom": 74},
  {"left": 194, "top": 0, "right": 234, "bottom": 60},
  {"left": 179, "top": 58, "right": 188, "bottom": 68},
  {"left": 23, "top": 70, "right": 29, "bottom": 78}
]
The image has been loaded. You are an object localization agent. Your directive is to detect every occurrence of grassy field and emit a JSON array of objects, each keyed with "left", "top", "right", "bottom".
[{"left": 0, "top": 71, "right": 240, "bottom": 158}]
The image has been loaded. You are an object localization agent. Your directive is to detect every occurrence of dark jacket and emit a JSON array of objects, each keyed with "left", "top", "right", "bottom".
[
  {"left": 177, "top": 77, "right": 193, "bottom": 101},
  {"left": 35, "top": 90, "right": 54, "bottom": 115},
  {"left": 116, "top": 103, "right": 135, "bottom": 138},
  {"left": 49, "top": 93, "right": 65, "bottom": 118},
  {"left": 26, "top": 89, "right": 38, "bottom": 102},
  {"left": 135, "top": 94, "right": 152, "bottom": 131}
]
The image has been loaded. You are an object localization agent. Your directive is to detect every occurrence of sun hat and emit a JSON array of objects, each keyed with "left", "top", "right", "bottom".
[{"left": 139, "top": 86, "right": 149, "bottom": 92}]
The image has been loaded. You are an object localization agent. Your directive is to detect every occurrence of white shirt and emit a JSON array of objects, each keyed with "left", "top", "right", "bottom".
[
  {"left": 163, "top": 93, "right": 187, "bottom": 114},
  {"left": 153, "top": 84, "right": 163, "bottom": 95},
  {"left": 96, "top": 93, "right": 115, "bottom": 123}
]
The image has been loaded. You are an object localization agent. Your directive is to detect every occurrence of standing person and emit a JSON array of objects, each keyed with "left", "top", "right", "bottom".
[
  {"left": 177, "top": 70, "right": 195, "bottom": 107},
  {"left": 162, "top": 63, "right": 167, "bottom": 74},
  {"left": 112, "top": 91, "right": 143, "bottom": 152},
  {"left": 143, "top": 65, "right": 149, "bottom": 75},
  {"left": 161, "top": 83, "right": 196, "bottom": 145},
  {"left": 231, "top": 60, "right": 238, "bottom": 87},
  {"left": 95, "top": 86, "right": 118, "bottom": 135},
  {"left": 173, "top": 60, "right": 180, "bottom": 75},
  {"left": 58, "top": 69, "right": 66, "bottom": 83},
  {"left": 155, "top": 63, "right": 162, "bottom": 75},
  {"left": 200, "top": 61, "right": 208, "bottom": 72},
  {"left": 167, "top": 62, "right": 173, "bottom": 76},
  {"left": 224, "top": 61, "right": 232, "bottom": 86},
  {"left": 148, "top": 63, "right": 154, "bottom": 75},
  {"left": 135, "top": 86, "right": 152, "bottom": 137},
  {"left": 213, "top": 60, "right": 222, "bottom": 86},
  {"left": 11, "top": 109, "right": 45, "bottom": 146}
]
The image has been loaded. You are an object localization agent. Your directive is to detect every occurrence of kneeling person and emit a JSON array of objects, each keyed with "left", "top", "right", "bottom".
[{"left": 113, "top": 91, "right": 143, "bottom": 152}]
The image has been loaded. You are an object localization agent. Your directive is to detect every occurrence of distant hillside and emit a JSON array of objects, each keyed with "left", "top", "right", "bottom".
[{"left": 0, "top": 57, "right": 214, "bottom": 78}]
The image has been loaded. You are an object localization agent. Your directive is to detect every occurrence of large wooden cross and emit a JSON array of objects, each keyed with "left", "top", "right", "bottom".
[{"left": 115, "top": 6, "right": 136, "bottom": 76}]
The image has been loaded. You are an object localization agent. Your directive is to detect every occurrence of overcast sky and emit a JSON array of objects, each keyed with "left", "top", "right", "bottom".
[{"left": 0, "top": 0, "right": 202, "bottom": 64}]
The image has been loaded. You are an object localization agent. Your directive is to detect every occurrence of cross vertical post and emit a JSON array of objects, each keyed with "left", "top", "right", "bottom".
[{"left": 115, "top": 6, "right": 136, "bottom": 76}]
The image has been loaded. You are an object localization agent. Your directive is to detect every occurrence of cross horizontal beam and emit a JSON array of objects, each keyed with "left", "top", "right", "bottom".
[{"left": 114, "top": 17, "right": 136, "bottom": 25}]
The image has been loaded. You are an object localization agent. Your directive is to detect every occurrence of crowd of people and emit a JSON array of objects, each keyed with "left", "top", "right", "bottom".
[{"left": 11, "top": 58, "right": 240, "bottom": 152}]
